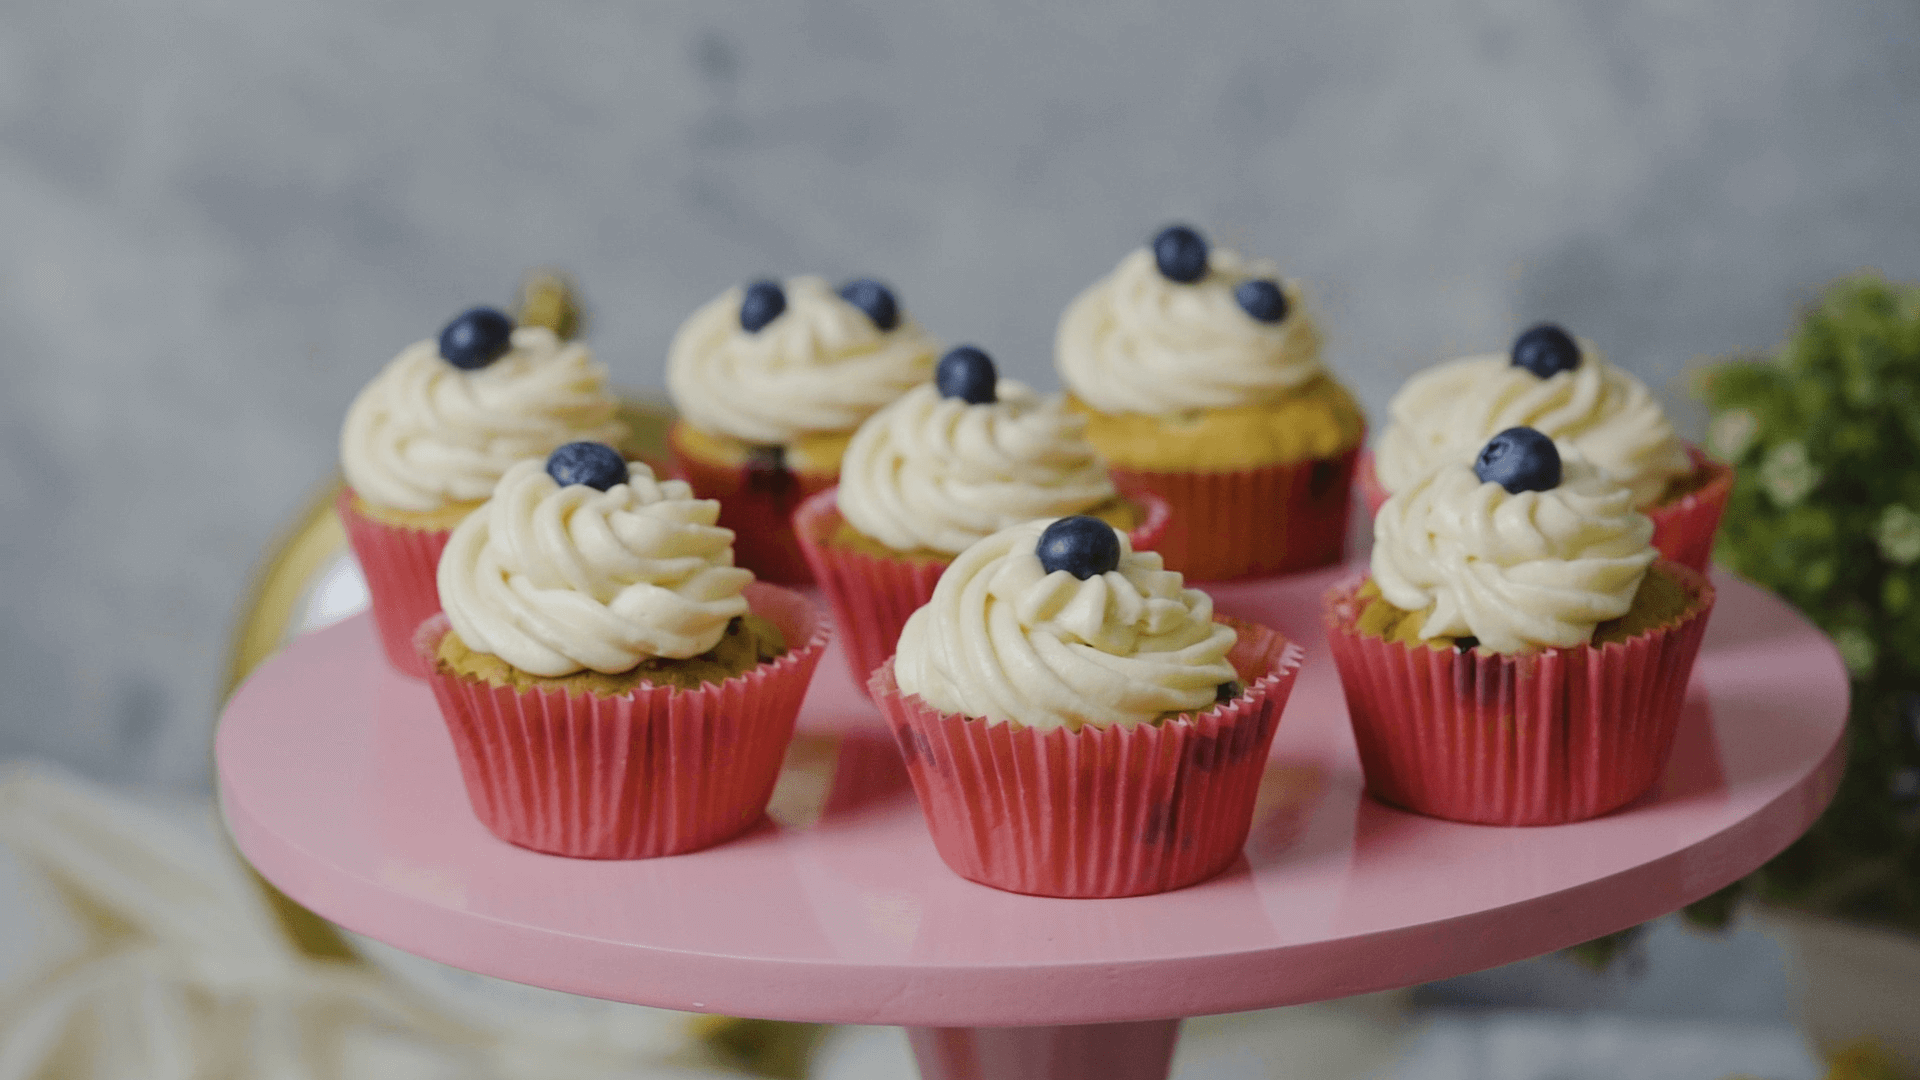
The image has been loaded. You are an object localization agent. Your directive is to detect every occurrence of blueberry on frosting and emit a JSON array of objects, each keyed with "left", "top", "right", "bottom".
[
  {"left": 837, "top": 278, "right": 900, "bottom": 331},
  {"left": 1152, "top": 224, "right": 1209, "bottom": 283},
  {"left": 1036, "top": 515, "right": 1121, "bottom": 580},
  {"left": 738, "top": 280, "right": 787, "bottom": 333},
  {"left": 545, "top": 441, "right": 629, "bottom": 491},
  {"left": 438, "top": 307, "right": 515, "bottom": 370},
  {"left": 1234, "top": 279, "right": 1289, "bottom": 323},
  {"left": 935, "top": 345, "right": 997, "bottom": 404},
  {"left": 1510, "top": 323, "right": 1580, "bottom": 379},
  {"left": 1474, "top": 427, "right": 1561, "bottom": 494}
]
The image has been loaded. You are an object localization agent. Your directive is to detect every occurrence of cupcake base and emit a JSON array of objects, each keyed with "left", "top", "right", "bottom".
[
  {"left": 870, "top": 617, "right": 1304, "bottom": 897},
  {"left": 337, "top": 487, "right": 455, "bottom": 679},
  {"left": 417, "top": 582, "right": 829, "bottom": 859},
  {"left": 1324, "top": 562, "right": 1715, "bottom": 826},
  {"left": 1109, "top": 446, "right": 1358, "bottom": 582},
  {"left": 668, "top": 422, "right": 835, "bottom": 585}
]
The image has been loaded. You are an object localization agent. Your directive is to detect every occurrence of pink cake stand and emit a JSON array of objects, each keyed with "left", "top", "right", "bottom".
[{"left": 218, "top": 565, "right": 1848, "bottom": 1080}]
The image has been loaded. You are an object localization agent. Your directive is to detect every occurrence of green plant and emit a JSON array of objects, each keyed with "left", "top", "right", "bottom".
[{"left": 1696, "top": 272, "right": 1920, "bottom": 933}]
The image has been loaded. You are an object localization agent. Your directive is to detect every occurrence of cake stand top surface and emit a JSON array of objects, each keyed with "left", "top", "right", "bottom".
[{"left": 217, "top": 565, "right": 1847, "bottom": 1028}]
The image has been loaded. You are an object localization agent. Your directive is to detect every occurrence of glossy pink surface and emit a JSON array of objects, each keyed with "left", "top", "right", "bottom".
[{"left": 217, "top": 566, "right": 1847, "bottom": 1028}]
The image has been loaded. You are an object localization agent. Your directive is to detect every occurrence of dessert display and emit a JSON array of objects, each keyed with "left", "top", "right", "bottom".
[
  {"left": 666, "top": 276, "right": 940, "bottom": 584},
  {"left": 792, "top": 345, "right": 1170, "bottom": 690},
  {"left": 417, "top": 443, "right": 828, "bottom": 858},
  {"left": 338, "top": 307, "right": 627, "bottom": 677},
  {"left": 870, "top": 515, "right": 1304, "bottom": 897},
  {"left": 1326, "top": 427, "right": 1715, "bottom": 826},
  {"left": 1055, "top": 224, "right": 1366, "bottom": 580},
  {"left": 1365, "top": 324, "right": 1734, "bottom": 570}
]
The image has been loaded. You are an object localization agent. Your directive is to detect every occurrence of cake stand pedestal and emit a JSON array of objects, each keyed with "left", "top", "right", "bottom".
[{"left": 217, "top": 566, "right": 1848, "bottom": 1080}]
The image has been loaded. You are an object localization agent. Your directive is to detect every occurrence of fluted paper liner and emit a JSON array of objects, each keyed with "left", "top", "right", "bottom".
[
  {"left": 792, "top": 486, "right": 1173, "bottom": 694},
  {"left": 667, "top": 422, "right": 836, "bottom": 585},
  {"left": 338, "top": 487, "right": 454, "bottom": 679},
  {"left": 1108, "top": 445, "right": 1358, "bottom": 582},
  {"left": 1324, "top": 561, "right": 1715, "bottom": 826},
  {"left": 1357, "top": 446, "right": 1733, "bottom": 573},
  {"left": 870, "top": 617, "right": 1304, "bottom": 897},
  {"left": 416, "top": 582, "right": 829, "bottom": 859}
]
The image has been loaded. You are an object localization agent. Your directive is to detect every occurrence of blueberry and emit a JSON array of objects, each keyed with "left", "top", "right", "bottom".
[
  {"left": 1510, "top": 323, "right": 1581, "bottom": 379},
  {"left": 1215, "top": 681, "right": 1241, "bottom": 704},
  {"left": 739, "top": 280, "right": 786, "bottom": 333},
  {"left": 1455, "top": 636, "right": 1480, "bottom": 653},
  {"left": 545, "top": 442, "right": 629, "bottom": 491},
  {"left": 935, "top": 345, "right": 997, "bottom": 405},
  {"left": 1234, "top": 279, "right": 1289, "bottom": 323},
  {"left": 1474, "top": 427, "right": 1561, "bottom": 494},
  {"left": 1152, "top": 224, "right": 1209, "bottom": 283},
  {"left": 837, "top": 278, "right": 900, "bottom": 331},
  {"left": 1036, "top": 516, "right": 1122, "bottom": 580},
  {"left": 438, "top": 307, "right": 514, "bottom": 370}
]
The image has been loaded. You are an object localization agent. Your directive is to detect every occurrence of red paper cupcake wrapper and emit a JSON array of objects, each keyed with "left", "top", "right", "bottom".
[
  {"left": 1359, "top": 446, "right": 1733, "bottom": 572},
  {"left": 869, "top": 618, "right": 1304, "bottom": 897},
  {"left": 791, "top": 487, "right": 1173, "bottom": 693},
  {"left": 337, "top": 487, "right": 454, "bottom": 679},
  {"left": 1647, "top": 447, "right": 1734, "bottom": 573},
  {"left": 667, "top": 423, "right": 836, "bottom": 585},
  {"left": 1109, "top": 445, "right": 1358, "bottom": 582},
  {"left": 1323, "top": 562, "right": 1715, "bottom": 826},
  {"left": 416, "top": 582, "right": 830, "bottom": 859}
]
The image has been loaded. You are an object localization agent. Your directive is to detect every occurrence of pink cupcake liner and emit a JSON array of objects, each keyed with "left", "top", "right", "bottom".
[
  {"left": 1109, "top": 445, "right": 1358, "bottom": 582},
  {"left": 416, "top": 582, "right": 830, "bottom": 859},
  {"left": 870, "top": 617, "right": 1304, "bottom": 897},
  {"left": 337, "top": 487, "right": 454, "bottom": 679},
  {"left": 667, "top": 422, "right": 836, "bottom": 586},
  {"left": 1323, "top": 562, "right": 1715, "bottom": 826},
  {"left": 1359, "top": 445, "right": 1733, "bottom": 572},
  {"left": 791, "top": 487, "right": 1173, "bottom": 694}
]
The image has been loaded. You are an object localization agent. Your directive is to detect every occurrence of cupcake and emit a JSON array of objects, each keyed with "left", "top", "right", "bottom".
[
  {"left": 339, "top": 307, "right": 627, "bottom": 677},
  {"left": 1327, "top": 427, "right": 1715, "bottom": 826},
  {"left": 418, "top": 443, "right": 829, "bottom": 858},
  {"left": 793, "top": 345, "right": 1170, "bottom": 691},
  {"left": 667, "top": 276, "right": 939, "bottom": 584},
  {"left": 1365, "top": 324, "right": 1733, "bottom": 570},
  {"left": 1055, "top": 224, "right": 1366, "bottom": 581},
  {"left": 870, "top": 516, "right": 1305, "bottom": 897}
]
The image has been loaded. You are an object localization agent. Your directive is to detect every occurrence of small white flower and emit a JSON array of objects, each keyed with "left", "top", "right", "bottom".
[
  {"left": 1833, "top": 627, "right": 1876, "bottom": 678},
  {"left": 1758, "top": 441, "right": 1821, "bottom": 508},
  {"left": 1878, "top": 505, "right": 1920, "bottom": 566},
  {"left": 1708, "top": 408, "right": 1758, "bottom": 461}
]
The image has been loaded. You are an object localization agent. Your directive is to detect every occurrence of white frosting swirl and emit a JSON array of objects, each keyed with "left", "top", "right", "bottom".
[
  {"left": 1056, "top": 247, "right": 1324, "bottom": 414},
  {"left": 340, "top": 327, "right": 625, "bottom": 513},
  {"left": 1371, "top": 447, "right": 1657, "bottom": 653},
  {"left": 836, "top": 381, "right": 1119, "bottom": 556},
  {"left": 666, "top": 276, "right": 939, "bottom": 445},
  {"left": 1374, "top": 343, "right": 1692, "bottom": 508},
  {"left": 892, "top": 519, "right": 1238, "bottom": 731},
  {"left": 437, "top": 459, "right": 753, "bottom": 677}
]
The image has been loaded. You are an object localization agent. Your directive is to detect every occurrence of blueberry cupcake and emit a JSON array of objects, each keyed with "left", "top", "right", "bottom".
[
  {"left": 792, "top": 345, "right": 1170, "bottom": 690},
  {"left": 1055, "top": 224, "right": 1366, "bottom": 580},
  {"left": 1364, "top": 324, "right": 1734, "bottom": 570},
  {"left": 339, "top": 308, "right": 626, "bottom": 676},
  {"left": 870, "top": 516, "right": 1304, "bottom": 897},
  {"left": 418, "top": 444, "right": 829, "bottom": 858},
  {"left": 667, "top": 276, "right": 939, "bottom": 583},
  {"left": 1326, "top": 428, "right": 1715, "bottom": 826}
]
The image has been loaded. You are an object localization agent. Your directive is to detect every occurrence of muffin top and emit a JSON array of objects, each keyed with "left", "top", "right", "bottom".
[
  {"left": 666, "top": 276, "right": 939, "bottom": 446},
  {"left": 837, "top": 347, "right": 1118, "bottom": 556},
  {"left": 340, "top": 311, "right": 625, "bottom": 513},
  {"left": 1374, "top": 325, "right": 1691, "bottom": 508},
  {"left": 1371, "top": 427, "right": 1657, "bottom": 653},
  {"left": 437, "top": 446, "right": 753, "bottom": 677},
  {"left": 1055, "top": 224, "right": 1325, "bottom": 415},
  {"left": 893, "top": 516, "right": 1237, "bottom": 731}
]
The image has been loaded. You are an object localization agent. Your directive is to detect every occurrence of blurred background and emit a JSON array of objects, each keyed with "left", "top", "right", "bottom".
[{"left": 1, "top": 1, "right": 1917, "bottom": 1077}]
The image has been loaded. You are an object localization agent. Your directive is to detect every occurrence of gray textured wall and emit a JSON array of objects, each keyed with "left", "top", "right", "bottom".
[{"left": 3, "top": 1, "right": 1916, "bottom": 791}]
